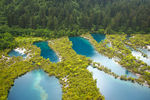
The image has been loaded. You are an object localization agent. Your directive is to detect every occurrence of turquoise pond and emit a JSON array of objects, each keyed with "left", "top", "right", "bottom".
[
  {"left": 33, "top": 41, "right": 59, "bottom": 63},
  {"left": 91, "top": 33, "right": 106, "bottom": 43},
  {"left": 8, "top": 70, "right": 62, "bottom": 100},
  {"left": 8, "top": 50, "right": 26, "bottom": 58},
  {"left": 69, "top": 34, "right": 150, "bottom": 100},
  {"left": 8, "top": 41, "right": 62, "bottom": 100}
]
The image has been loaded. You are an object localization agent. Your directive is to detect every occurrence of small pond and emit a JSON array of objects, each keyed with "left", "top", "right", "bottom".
[
  {"left": 8, "top": 50, "right": 26, "bottom": 59},
  {"left": 8, "top": 70, "right": 62, "bottom": 100}
]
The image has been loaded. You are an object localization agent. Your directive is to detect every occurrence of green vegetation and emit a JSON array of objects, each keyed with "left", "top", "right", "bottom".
[
  {"left": 0, "top": 25, "right": 86, "bottom": 38},
  {"left": 82, "top": 33, "right": 150, "bottom": 87},
  {"left": 126, "top": 34, "right": 150, "bottom": 49},
  {"left": 0, "top": 33, "right": 16, "bottom": 50}
]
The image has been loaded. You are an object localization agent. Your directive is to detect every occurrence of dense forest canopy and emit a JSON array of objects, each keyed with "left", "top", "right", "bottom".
[
  {"left": 0, "top": 33, "right": 16, "bottom": 50},
  {"left": 0, "top": 0, "right": 150, "bottom": 37}
]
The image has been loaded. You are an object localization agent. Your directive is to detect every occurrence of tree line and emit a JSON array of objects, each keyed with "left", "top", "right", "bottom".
[{"left": 0, "top": 0, "right": 150, "bottom": 35}]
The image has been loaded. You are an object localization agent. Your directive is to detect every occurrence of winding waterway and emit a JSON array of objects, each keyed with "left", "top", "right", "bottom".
[
  {"left": 8, "top": 41, "right": 62, "bottom": 100},
  {"left": 69, "top": 34, "right": 150, "bottom": 100}
]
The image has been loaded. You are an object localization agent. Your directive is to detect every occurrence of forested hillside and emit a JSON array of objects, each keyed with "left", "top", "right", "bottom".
[{"left": 0, "top": 0, "right": 150, "bottom": 36}]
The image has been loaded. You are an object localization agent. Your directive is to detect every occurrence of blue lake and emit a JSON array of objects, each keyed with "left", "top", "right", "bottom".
[
  {"left": 69, "top": 35, "right": 150, "bottom": 100},
  {"left": 8, "top": 70, "right": 62, "bottom": 100},
  {"left": 33, "top": 41, "right": 59, "bottom": 63},
  {"left": 8, "top": 41, "right": 62, "bottom": 100}
]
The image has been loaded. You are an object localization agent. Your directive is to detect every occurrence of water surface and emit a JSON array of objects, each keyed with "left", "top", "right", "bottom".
[
  {"left": 8, "top": 70, "right": 62, "bottom": 100},
  {"left": 8, "top": 50, "right": 26, "bottom": 58},
  {"left": 33, "top": 41, "right": 59, "bottom": 63},
  {"left": 91, "top": 33, "right": 105, "bottom": 43}
]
